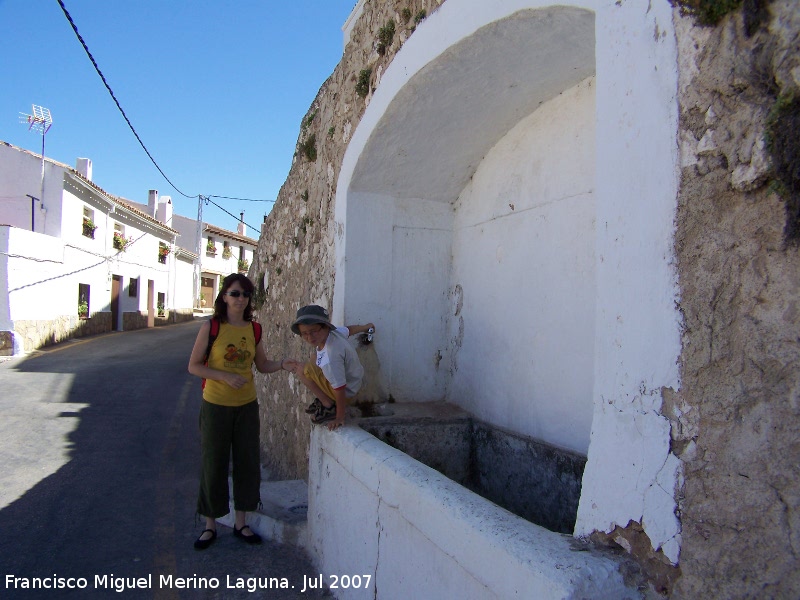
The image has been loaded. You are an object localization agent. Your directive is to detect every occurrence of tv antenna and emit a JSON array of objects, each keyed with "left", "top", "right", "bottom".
[
  {"left": 19, "top": 105, "right": 53, "bottom": 230},
  {"left": 20, "top": 104, "right": 53, "bottom": 150}
]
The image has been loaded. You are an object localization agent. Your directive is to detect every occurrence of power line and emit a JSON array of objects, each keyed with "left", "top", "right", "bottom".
[
  {"left": 203, "top": 196, "right": 260, "bottom": 233},
  {"left": 56, "top": 0, "right": 195, "bottom": 200},
  {"left": 56, "top": 0, "right": 278, "bottom": 226},
  {"left": 208, "top": 195, "right": 276, "bottom": 203}
]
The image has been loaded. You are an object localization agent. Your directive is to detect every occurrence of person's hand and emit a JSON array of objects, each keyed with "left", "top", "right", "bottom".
[
  {"left": 223, "top": 373, "right": 248, "bottom": 389},
  {"left": 327, "top": 416, "right": 345, "bottom": 431},
  {"left": 284, "top": 359, "right": 304, "bottom": 376}
]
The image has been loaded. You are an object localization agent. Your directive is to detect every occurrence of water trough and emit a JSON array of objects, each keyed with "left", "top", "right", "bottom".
[{"left": 306, "top": 403, "right": 637, "bottom": 599}]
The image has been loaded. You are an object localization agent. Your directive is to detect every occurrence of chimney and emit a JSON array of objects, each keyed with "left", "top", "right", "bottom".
[
  {"left": 237, "top": 211, "right": 246, "bottom": 237},
  {"left": 75, "top": 158, "right": 92, "bottom": 181},
  {"left": 147, "top": 190, "right": 158, "bottom": 218},
  {"left": 157, "top": 196, "right": 173, "bottom": 226}
]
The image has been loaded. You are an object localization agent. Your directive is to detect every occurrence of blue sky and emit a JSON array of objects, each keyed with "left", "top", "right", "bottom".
[{"left": 0, "top": 0, "right": 356, "bottom": 234}]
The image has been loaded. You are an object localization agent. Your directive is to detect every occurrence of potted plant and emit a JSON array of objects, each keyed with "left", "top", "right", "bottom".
[
  {"left": 237, "top": 258, "right": 249, "bottom": 273},
  {"left": 222, "top": 245, "right": 232, "bottom": 260},
  {"left": 113, "top": 232, "right": 131, "bottom": 251},
  {"left": 206, "top": 240, "right": 216, "bottom": 255},
  {"left": 78, "top": 299, "right": 89, "bottom": 318},
  {"left": 82, "top": 218, "right": 97, "bottom": 239},
  {"left": 157, "top": 302, "right": 166, "bottom": 317},
  {"left": 199, "top": 293, "right": 206, "bottom": 307},
  {"left": 158, "top": 242, "right": 170, "bottom": 264}
]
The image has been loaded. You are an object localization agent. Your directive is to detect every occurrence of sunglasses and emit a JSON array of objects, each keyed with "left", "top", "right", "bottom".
[{"left": 226, "top": 290, "right": 252, "bottom": 298}]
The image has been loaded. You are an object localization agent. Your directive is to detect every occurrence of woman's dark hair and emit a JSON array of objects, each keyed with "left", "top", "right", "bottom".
[{"left": 213, "top": 273, "right": 255, "bottom": 322}]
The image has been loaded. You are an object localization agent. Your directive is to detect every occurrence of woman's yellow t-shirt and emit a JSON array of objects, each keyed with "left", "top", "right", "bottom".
[{"left": 203, "top": 322, "right": 257, "bottom": 406}]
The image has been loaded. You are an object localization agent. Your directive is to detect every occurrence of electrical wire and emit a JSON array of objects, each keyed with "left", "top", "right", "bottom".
[
  {"left": 56, "top": 0, "right": 195, "bottom": 199},
  {"left": 203, "top": 196, "right": 260, "bottom": 233},
  {"left": 56, "top": 0, "right": 278, "bottom": 225},
  {"left": 208, "top": 195, "right": 276, "bottom": 203}
]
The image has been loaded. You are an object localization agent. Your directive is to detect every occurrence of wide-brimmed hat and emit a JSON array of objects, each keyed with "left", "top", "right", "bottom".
[{"left": 291, "top": 305, "right": 333, "bottom": 335}]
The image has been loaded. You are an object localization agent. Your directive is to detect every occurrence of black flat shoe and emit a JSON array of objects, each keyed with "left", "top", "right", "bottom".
[
  {"left": 233, "top": 524, "right": 262, "bottom": 545},
  {"left": 193, "top": 528, "right": 216, "bottom": 550}
]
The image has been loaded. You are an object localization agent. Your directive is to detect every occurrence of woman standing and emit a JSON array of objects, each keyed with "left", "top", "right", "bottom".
[{"left": 187, "top": 273, "right": 288, "bottom": 549}]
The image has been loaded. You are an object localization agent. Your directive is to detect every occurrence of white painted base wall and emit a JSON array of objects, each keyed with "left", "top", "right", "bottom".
[{"left": 308, "top": 426, "right": 638, "bottom": 599}]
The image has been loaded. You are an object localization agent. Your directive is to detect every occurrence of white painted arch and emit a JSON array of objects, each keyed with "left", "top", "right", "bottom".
[
  {"left": 334, "top": 0, "right": 682, "bottom": 560},
  {"left": 337, "top": 1, "right": 597, "bottom": 452}
]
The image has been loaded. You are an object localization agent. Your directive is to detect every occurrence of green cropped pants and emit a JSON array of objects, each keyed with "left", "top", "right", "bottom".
[{"left": 197, "top": 399, "right": 261, "bottom": 518}]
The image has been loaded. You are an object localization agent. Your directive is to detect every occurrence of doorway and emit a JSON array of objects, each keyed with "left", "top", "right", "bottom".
[{"left": 111, "top": 275, "right": 121, "bottom": 331}]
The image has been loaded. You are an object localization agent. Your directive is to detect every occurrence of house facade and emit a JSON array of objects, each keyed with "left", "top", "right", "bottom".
[
  {"left": 0, "top": 141, "right": 195, "bottom": 356},
  {"left": 155, "top": 207, "right": 259, "bottom": 309}
]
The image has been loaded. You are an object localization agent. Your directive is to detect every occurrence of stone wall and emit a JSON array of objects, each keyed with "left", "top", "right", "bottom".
[
  {"left": 7, "top": 309, "right": 195, "bottom": 355},
  {"left": 123, "top": 311, "right": 149, "bottom": 331},
  {"left": 122, "top": 310, "right": 195, "bottom": 331},
  {"left": 252, "top": 0, "right": 444, "bottom": 480},
  {"left": 0, "top": 331, "right": 14, "bottom": 356},
  {"left": 12, "top": 313, "right": 112, "bottom": 353},
  {"left": 671, "top": 2, "right": 799, "bottom": 597}
]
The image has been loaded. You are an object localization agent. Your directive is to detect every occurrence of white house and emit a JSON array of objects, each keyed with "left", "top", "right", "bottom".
[
  {"left": 0, "top": 141, "right": 195, "bottom": 356},
  {"left": 132, "top": 200, "right": 260, "bottom": 309}
]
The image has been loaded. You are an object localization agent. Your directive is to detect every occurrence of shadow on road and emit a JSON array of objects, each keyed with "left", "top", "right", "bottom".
[{"left": 0, "top": 322, "right": 327, "bottom": 599}]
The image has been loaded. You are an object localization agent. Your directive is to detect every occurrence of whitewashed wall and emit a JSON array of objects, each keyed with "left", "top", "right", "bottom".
[
  {"left": 345, "top": 192, "right": 453, "bottom": 401},
  {"left": 574, "top": 0, "right": 682, "bottom": 563},
  {"left": 449, "top": 77, "right": 596, "bottom": 454},
  {"left": 0, "top": 144, "right": 63, "bottom": 236},
  {"left": 308, "top": 427, "right": 638, "bottom": 600},
  {"left": 61, "top": 181, "right": 174, "bottom": 320},
  {"left": 173, "top": 253, "right": 197, "bottom": 312},
  {"left": 328, "top": 0, "right": 683, "bottom": 573},
  {"left": 1, "top": 226, "right": 68, "bottom": 324}
]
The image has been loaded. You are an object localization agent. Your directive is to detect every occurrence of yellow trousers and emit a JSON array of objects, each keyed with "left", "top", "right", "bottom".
[{"left": 303, "top": 363, "right": 353, "bottom": 404}]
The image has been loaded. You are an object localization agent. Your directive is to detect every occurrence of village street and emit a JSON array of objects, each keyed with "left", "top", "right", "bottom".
[{"left": 0, "top": 321, "right": 327, "bottom": 600}]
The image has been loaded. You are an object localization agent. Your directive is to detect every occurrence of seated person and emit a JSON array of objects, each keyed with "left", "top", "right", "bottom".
[{"left": 284, "top": 304, "right": 373, "bottom": 431}]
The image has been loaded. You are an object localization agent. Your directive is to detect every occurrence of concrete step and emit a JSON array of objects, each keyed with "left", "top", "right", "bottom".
[{"left": 217, "top": 479, "right": 309, "bottom": 551}]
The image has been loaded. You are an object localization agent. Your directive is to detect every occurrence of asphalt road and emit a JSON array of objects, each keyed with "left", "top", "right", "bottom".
[{"left": 0, "top": 320, "right": 328, "bottom": 600}]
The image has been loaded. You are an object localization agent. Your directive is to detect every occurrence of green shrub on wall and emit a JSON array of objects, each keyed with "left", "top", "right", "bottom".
[
  {"left": 673, "top": 0, "right": 742, "bottom": 26},
  {"left": 377, "top": 19, "right": 395, "bottom": 55},
  {"left": 356, "top": 69, "right": 372, "bottom": 98},
  {"left": 300, "top": 133, "right": 317, "bottom": 162}
]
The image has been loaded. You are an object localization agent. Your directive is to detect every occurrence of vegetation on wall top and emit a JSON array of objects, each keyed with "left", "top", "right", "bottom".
[
  {"left": 673, "top": 0, "right": 768, "bottom": 35},
  {"left": 673, "top": 0, "right": 743, "bottom": 25}
]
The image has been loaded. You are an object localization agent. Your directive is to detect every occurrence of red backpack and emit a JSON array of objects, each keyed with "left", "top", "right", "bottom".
[{"left": 202, "top": 317, "right": 263, "bottom": 389}]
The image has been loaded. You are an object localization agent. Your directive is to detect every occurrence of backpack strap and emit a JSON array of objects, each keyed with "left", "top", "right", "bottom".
[
  {"left": 252, "top": 321, "right": 262, "bottom": 345},
  {"left": 204, "top": 317, "right": 220, "bottom": 362}
]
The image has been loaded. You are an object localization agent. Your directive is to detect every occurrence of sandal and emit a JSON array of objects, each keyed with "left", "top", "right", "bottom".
[
  {"left": 311, "top": 401, "right": 337, "bottom": 424},
  {"left": 193, "top": 528, "right": 216, "bottom": 550},
  {"left": 304, "top": 398, "right": 322, "bottom": 414},
  {"left": 233, "top": 524, "right": 262, "bottom": 545}
]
